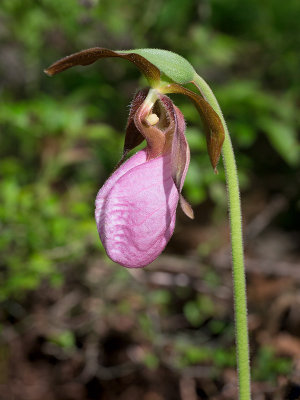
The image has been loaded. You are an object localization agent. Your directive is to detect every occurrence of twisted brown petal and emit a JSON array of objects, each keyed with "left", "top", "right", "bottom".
[
  {"left": 158, "top": 95, "right": 194, "bottom": 219},
  {"left": 44, "top": 47, "right": 160, "bottom": 85},
  {"left": 161, "top": 83, "right": 225, "bottom": 172},
  {"left": 113, "top": 88, "right": 149, "bottom": 168}
]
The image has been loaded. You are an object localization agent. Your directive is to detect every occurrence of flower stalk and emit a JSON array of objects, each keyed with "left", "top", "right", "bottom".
[{"left": 193, "top": 74, "right": 251, "bottom": 400}]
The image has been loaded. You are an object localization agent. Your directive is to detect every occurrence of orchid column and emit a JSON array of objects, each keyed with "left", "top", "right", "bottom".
[{"left": 45, "top": 47, "right": 251, "bottom": 399}]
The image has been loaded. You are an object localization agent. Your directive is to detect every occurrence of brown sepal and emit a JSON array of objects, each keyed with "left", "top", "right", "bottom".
[
  {"left": 44, "top": 47, "right": 160, "bottom": 85},
  {"left": 116, "top": 88, "right": 149, "bottom": 167},
  {"left": 163, "top": 83, "right": 225, "bottom": 171},
  {"left": 158, "top": 96, "right": 194, "bottom": 219}
]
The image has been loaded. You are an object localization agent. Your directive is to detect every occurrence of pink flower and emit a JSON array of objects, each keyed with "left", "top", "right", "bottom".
[
  {"left": 95, "top": 90, "right": 193, "bottom": 268},
  {"left": 45, "top": 47, "right": 225, "bottom": 268}
]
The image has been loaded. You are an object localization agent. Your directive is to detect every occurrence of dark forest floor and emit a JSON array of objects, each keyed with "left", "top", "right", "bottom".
[{"left": 1, "top": 187, "right": 299, "bottom": 400}]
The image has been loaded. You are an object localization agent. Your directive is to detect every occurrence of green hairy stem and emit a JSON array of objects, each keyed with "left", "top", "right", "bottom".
[{"left": 193, "top": 74, "right": 251, "bottom": 400}]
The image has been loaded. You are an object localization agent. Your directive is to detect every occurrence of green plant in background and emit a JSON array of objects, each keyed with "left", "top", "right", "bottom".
[
  {"left": 253, "top": 347, "right": 292, "bottom": 383},
  {"left": 45, "top": 46, "right": 251, "bottom": 399},
  {"left": 1, "top": 0, "right": 299, "bottom": 298},
  {"left": 0, "top": 0, "right": 299, "bottom": 394}
]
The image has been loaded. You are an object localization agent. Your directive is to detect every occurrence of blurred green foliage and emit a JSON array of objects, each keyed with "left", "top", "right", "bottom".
[
  {"left": 253, "top": 347, "right": 292, "bottom": 382},
  {"left": 175, "top": 337, "right": 236, "bottom": 370},
  {"left": 183, "top": 295, "right": 215, "bottom": 327},
  {"left": 0, "top": 0, "right": 299, "bottom": 383}
]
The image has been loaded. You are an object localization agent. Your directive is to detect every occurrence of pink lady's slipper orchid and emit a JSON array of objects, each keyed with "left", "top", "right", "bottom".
[
  {"left": 45, "top": 47, "right": 225, "bottom": 268},
  {"left": 95, "top": 89, "right": 193, "bottom": 268}
]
